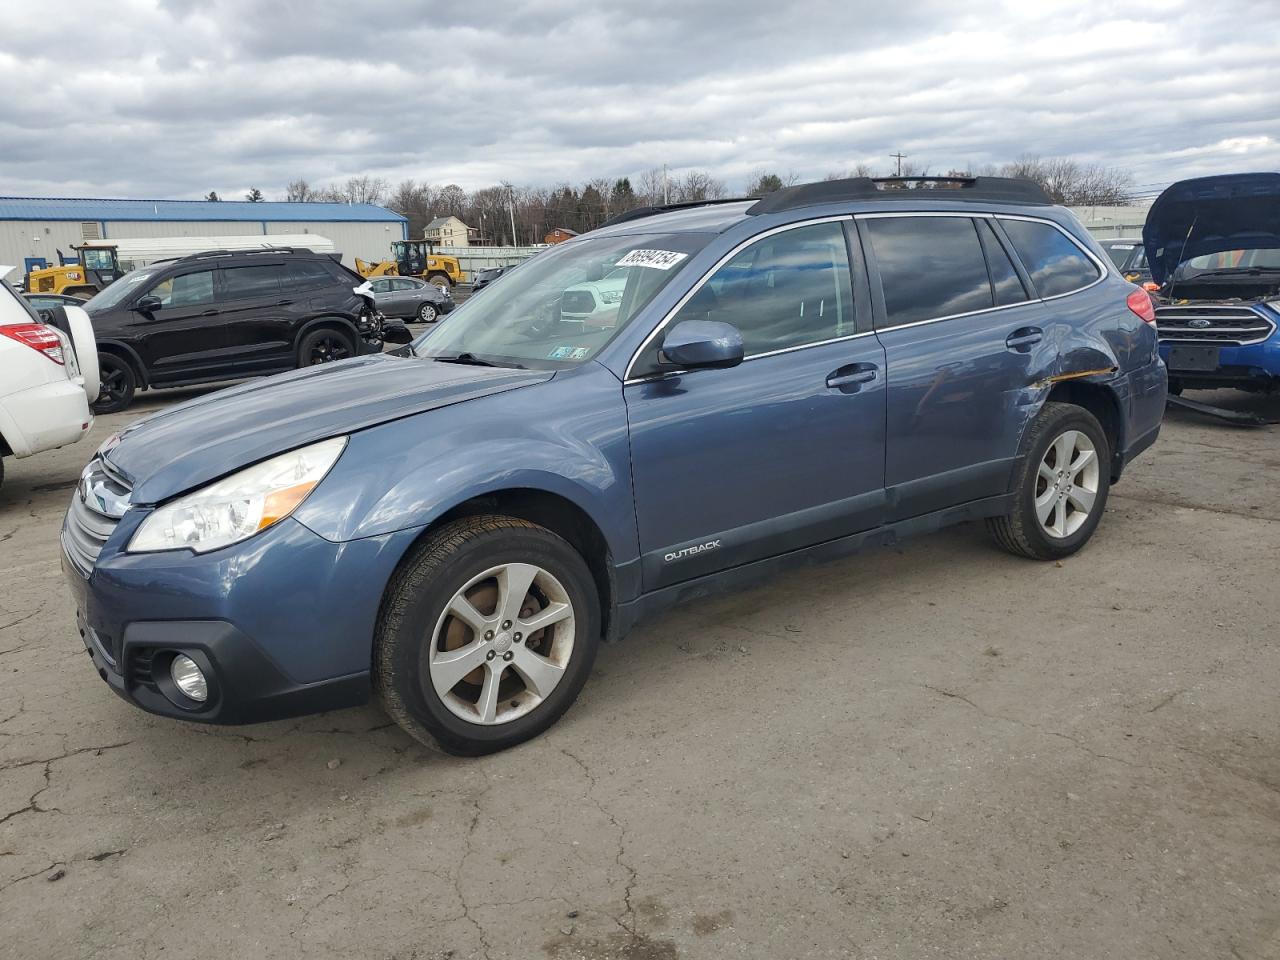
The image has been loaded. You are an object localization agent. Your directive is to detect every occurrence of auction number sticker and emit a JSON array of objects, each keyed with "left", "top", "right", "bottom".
[{"left": 616, "top": 249, "right": 688, "bottom": 270}]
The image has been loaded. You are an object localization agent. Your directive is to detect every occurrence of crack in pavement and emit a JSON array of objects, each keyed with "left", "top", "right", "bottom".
[
  {"left": 917, "top": 684, "right": 1137, "bottom": 767},
  {"left": 0, "top": 741, "right": 134, "bottom": 826},
  {"left": 561, "top": 748, "right": 639, "bottom": 937}
]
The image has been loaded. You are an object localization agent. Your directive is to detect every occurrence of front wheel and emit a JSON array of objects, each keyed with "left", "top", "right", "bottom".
[
  {"left": 426, "top": 272, "right": 451, "bottom": 291},
  {"left": 987, "top": 402, "right": 1111, "bottom": 561},
  {"left": 92, "top": 353, "right": 137, "bottom": 414},
  {"left": 376, "top": 516, "right": 599, "bottom": 755},
  {"left": 417, "top": 301, "right": 438, "bottom": 323}
]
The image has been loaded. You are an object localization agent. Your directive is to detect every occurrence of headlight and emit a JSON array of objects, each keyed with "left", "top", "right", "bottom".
[
  {"left": 129, "top": 437, "right": 347, "bottom": 554},
  {"left": 599, "top": 290, "right": 624, "bottom": 304}
]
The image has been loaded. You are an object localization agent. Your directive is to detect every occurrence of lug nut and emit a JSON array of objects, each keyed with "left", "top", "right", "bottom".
[
  {"left": 484, "top": 630, "right": 494, "bottom": 641},
  {"left": 513, "top": 632, "right": 522, "bottom": 643},
  {"left": 501, "top": 620, "right": 512, "bottom": 630},
  {"left": 486, "top": 651, "right": 496, "bottom": 660},
  {"left": 502, "top": 651, "right": 514, "bottom": 661}
]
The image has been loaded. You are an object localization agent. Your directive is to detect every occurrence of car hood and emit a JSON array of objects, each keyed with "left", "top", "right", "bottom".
[
  {"left": 105, "top": 354, "right": 553, "bottom": 504},
  {"left": 1143, "top": 173, "right": 1280, "bottom": 285}
]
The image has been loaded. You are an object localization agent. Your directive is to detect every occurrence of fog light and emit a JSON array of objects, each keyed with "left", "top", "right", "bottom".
[{"left": 170, "top": 655, "right": 208, "bottom": 702}]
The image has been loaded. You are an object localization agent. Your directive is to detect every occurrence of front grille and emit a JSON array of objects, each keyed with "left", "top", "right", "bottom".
[
  {"left": 560, "top": 291, "right": 596, "bottom": 315},
  {"left": 62, "top": 456, "right": 131, "bottom": 576},
  {"left": 1155, "top": 304, "right": 1276, "bottom": 345}
]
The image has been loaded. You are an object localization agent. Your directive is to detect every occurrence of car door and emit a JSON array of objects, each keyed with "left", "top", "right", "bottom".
[
  {"left": 624, "top": 218, "right": 887, "bottom": 591},
  {"left": 860, "top": 213, "right": 1050, "bottom": 520},
  {"left": 212, "top": 262, "right": 294, "bottom": 371},
  {"left": 134, "top": 267, "right": 220, "bottom": 382}
]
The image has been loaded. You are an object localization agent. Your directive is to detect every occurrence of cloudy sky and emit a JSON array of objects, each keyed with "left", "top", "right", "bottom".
[{"left": 2, "top": 0, "right": 1277, "bottom": 201}]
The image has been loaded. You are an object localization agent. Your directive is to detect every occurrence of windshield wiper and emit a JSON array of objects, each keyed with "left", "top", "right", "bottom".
[
  {"left": 431, "top": 352, "right": 525, "bottom": 369},
  {"left": 1181, "top": 267, "right": 1280, "bottom": 279}
]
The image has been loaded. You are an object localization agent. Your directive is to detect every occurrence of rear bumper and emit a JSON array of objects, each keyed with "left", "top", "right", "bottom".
[{"left": 0, "top": 378, "right": 92, "bottom": 457}]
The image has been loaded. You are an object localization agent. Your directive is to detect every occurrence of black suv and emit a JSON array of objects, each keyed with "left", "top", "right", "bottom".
[{"left": 81, "top": 248, "right": 393, "bottom": 412}]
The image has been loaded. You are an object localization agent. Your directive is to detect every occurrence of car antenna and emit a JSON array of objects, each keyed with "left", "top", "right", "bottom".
[{"left": 1166, "top": 213, "right": 1197, "bottom": 303}]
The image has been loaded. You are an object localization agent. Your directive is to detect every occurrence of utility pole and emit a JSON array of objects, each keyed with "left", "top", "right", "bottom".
[
  {"left": 663, "top": 164, "right": 669, "bottom": 205},
  {"left": 891, "top": 152, "right": 907, "bottom": 177},
  {"left": 508, "top": 185, "right": 518, "bottom": 247}
]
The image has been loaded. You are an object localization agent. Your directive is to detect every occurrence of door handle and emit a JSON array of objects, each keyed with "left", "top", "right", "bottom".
[
  {"left": 200, "top": 309, "right": 219, "bottom": 317},
  {"left": 1005, "top": 327, "right": 1043, "bottom": 352},
  {"left": 826, "top": 363, "right": 878, "bottom": 391}
]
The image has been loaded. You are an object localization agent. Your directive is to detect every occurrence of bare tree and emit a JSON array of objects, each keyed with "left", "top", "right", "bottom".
[
  {"left": 998, "top": 155, "right": 1133, "bottom": 205},
  {"left": 671, "top": 170, "right": 727, "bottom": 203},
  {"left": 284, "top": 178, "right": 315, "bottom": 202}
]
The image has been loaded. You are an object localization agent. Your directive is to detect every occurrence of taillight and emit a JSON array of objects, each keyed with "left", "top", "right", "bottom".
[
  {"left": 1126, "top": 288, "right": 1156, "bottom": 325},
  {"left": 0, "top": 323, "right": 66, "bottom": 363}
]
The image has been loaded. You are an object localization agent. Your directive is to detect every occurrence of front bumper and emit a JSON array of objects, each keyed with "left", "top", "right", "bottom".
[
  {"left": 1159, "top": 332, "right": 1280, "bottom": 389},
  {"left": 62, "top": 511, "right": 423, "bottom": 725}
]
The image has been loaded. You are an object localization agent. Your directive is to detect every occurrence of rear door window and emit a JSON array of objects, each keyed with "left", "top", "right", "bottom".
[
  {"left": 865, "top": 216, "right": 992, "bottom": 327},
  {"left": 284, "top": 260, "right": 335, "bottom": 290},
  {"left": 999, "top": 219, "right": 1101, "bottom": 298},
  {"left": 978, "top": 219, "right": 1029, "bottom": 307},
  {"left": 221, "top": 264, "right": 285, "bottom": 300}
]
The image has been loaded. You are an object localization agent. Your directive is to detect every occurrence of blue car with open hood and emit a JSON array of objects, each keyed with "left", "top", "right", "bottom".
[
  {"left": 63, "top": 176, "right": 1166, "bottom": 754},
  {"left": 1144, "top": 172, "right": 1280, "bottom": 394}
]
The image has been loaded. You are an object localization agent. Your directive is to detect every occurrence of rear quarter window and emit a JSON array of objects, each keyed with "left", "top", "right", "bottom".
[{"left": 1000, "top": 219, "right": 1101, "bottom": 298}]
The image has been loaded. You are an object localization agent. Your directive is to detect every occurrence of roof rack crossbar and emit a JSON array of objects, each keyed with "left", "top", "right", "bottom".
[
  {"left": 175, "top": 246, "right": 312, "bottom": 263},
  {"left": 745, "top": 176, "right": 1052, "bottom": 216}
]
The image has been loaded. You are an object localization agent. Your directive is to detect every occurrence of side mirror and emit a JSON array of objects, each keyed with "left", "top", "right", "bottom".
[
  {"left": 136, "top": 295, "right": 162, "bottom": 313},
  {"left": 660, "top": 319, "right": 744, "bottom": 370},
  {"left": 382, "top": 321, "right": 413, "bottom": 345}
]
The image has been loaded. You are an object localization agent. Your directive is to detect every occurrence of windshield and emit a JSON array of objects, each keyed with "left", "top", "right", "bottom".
[
  {"left": 1181, "top": 247, "right": 1280, "bottom": 272},
  {"left": 82, "top": 265, "right": 160, "bottom": 311},
  {"left": 412, "top": 232, "right": 710, "bottom": 368},
  {"left": 1101, "top": 242, "right": 1138, "bottom": 268}
]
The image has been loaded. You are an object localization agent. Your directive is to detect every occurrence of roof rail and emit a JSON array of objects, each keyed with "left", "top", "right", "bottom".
[
  {"left": 599, "top": 197, "right": 753, "bottom": 229},
  {"left": 746, "top": 176, "right": 1052, "bottom": 216},
  {"left": 175, "top": 246, "right": 314, "bottom": 263}
]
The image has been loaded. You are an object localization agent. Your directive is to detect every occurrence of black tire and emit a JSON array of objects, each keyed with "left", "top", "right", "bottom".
[
  {"left": 987, "top": 401, "right": 1111, "bottom": 561},
  {"left": 92, "top": 353, "right": 137, "bottom": 414},
  {"left": 375, "top": 515, "right": 600, "bottom": 755},
  {"left": 426, "top": 272, "right": 451, "bottom": 290},
  {"left": 417, "top": 301, "right": 438, "bottom": 323},
  {"left": 298, "top": 328, "right": 355, "bottom": 366},
  {"left": 1167, "top": 378, "right": 1184, "bottom": 396}
]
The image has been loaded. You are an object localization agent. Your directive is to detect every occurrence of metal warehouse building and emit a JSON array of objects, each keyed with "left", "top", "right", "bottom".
[{"left": 0, "top": 196, "right": 408, "bottom": 283}]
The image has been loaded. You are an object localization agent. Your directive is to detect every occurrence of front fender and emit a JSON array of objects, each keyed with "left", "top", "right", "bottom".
[{"left": 293, "top": 364, "right": 639, "bottom": 565}]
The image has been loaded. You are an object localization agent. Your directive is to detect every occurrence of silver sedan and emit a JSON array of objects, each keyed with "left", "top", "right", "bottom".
[{"left": 367, "top": 275, "right": 454, "bottom": 323}]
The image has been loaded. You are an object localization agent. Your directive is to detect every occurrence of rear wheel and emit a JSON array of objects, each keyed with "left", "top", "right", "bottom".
[
  {"left": 376, "top": 515, "right": 599, "bottom": 755},
  {"left": 92, "top": 353, "right": 136, "bottom": 414},
  {"left": 417, "top": 301, "right": 438, "bottom": 323},
  {"left": 987, "top": 402, "right": 1111, "bottom": 561},
  {"left": 298, "top": 329, "right": 354, "bottom": 366}
]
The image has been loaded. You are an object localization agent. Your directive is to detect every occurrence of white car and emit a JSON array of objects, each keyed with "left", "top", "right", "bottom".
[
  {"left": 560, "top": 268, "right": 629, "bottom": 327},
  {"left": 0, "top": 271, "right": 99, "bottom": 493}
]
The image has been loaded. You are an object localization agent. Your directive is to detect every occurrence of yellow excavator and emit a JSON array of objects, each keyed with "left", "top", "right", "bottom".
[
  {"left": 26, "top": 244, "right": 125, "bottom": 297},
  {"left": 356, "top": 241, "right": 463, "bottom": 288}
]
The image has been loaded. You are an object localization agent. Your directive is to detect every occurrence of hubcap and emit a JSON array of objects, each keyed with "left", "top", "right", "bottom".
[
  {"left": 427, "top": 563, "right": 575, "bottom": 725},
  {"left": 1035, "top": 429, "right": 1100, "bottom": 539}
]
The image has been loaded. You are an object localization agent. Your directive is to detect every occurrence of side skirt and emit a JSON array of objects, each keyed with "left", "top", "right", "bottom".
[{"left": 612, "top": 493, "right": 1014, "bottom": 640}]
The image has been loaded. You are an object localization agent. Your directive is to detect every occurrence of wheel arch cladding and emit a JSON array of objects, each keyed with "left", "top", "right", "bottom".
[
  {"left": 298, "top": 316, "right": 359, "bottom": 349},
  {"left": 98, "top": 341, "right": 148, "bottom": 387},
  {"left": 393, "top": 488, "right": 616, "bottom": 644},
  {"left": 1043, "top": 380, "right": 1124, "bottom": 479}
]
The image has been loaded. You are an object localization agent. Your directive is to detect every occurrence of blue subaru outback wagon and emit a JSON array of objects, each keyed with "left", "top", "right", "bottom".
[{"left": 63, "top": 176, "right": 1167, "bottom": 754}]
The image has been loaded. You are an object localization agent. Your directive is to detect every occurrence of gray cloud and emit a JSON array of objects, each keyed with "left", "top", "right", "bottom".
[{"left": 1, "top": 0, "right": 1277, "bottom": 200}]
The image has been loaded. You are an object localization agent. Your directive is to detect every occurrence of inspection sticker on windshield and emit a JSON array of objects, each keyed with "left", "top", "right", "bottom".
[{"left": 616, "top": 249, "right": 688, "bottom": 270}]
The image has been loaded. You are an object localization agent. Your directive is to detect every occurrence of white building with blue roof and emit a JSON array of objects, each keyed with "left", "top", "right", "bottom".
[{"left": 0, "top": 196, "right": 408, "bottom": 282}]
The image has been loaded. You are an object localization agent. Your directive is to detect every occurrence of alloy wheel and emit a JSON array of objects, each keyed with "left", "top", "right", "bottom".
[
  {"left": 99, "top": 365, "right": 129, "bottom": 404},
  {"left": 427, "top": 563, "right": 576, "bottom": 725},
  {"left": 418, "top": 302, "right": 437, "bottom": 322},
  {"left": 1035, "top": 429, "right": 1100, "bottom": 538},
  {"left": 309, "top": 334, "right": 351, "bottom": 364}
]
